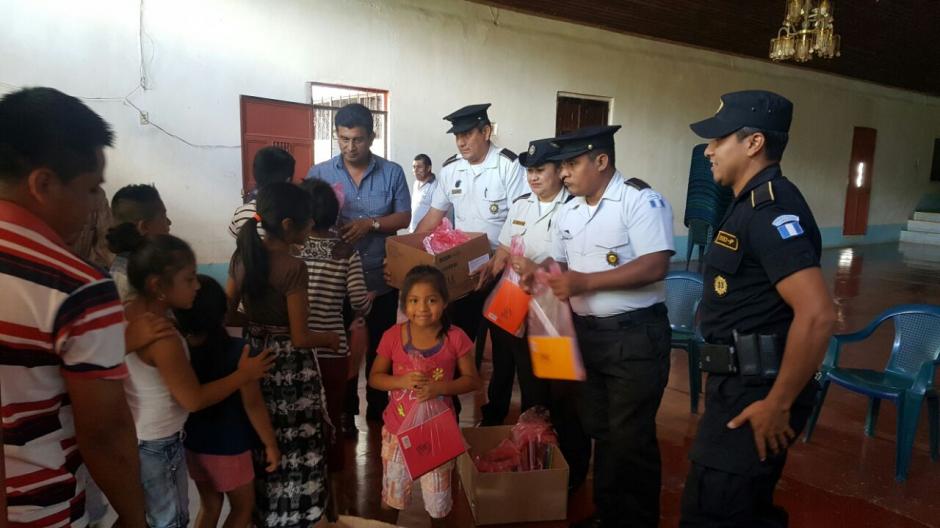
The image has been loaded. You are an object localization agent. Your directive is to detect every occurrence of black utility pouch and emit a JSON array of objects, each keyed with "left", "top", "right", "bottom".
[
  {"left": 758, "top": 334, "right": 782, "bottom": 381},
  {"left": 699, "top": 343, "right": 737, "bottom": 375},
  {"left": 733, "top": 331, "right": 764, "bottom": 386}
]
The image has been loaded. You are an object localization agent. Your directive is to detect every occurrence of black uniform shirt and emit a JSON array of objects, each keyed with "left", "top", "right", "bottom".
[{"left": 699, "top": 164, "right": 821, "bottom": 343}]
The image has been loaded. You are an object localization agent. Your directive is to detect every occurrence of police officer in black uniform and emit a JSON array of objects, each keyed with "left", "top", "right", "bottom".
[{"left": 680, "top": 90, "right": 836, "bottom": 526}]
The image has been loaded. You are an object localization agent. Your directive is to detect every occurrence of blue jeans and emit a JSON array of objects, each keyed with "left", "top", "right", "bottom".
[{"left": 139, "top": 432, "right": 189, "bottom": 528}]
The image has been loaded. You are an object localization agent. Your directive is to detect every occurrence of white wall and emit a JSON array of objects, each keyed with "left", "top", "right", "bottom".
[{"left": 3, "top": 0, "right": 940, "bottom": 263}]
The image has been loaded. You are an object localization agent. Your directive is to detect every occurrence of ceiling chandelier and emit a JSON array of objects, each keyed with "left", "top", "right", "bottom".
[{"left": 769, "top": 0, "right": 841, "bottom": 63}]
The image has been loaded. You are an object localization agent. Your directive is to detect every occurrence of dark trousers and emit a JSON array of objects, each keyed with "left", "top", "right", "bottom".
[
  {"left": 680, "top": 375, "right": 817, "bottom": 527},
  {"left": 573, "top": 304, "right": 671, "bottom": 528},
  {"left": 448, "top": 286, "right": 492, "bottom": 418},
  {"left": 480, "top": 325, "right": 551, "bottom": 425},
  {"left": 345, "top": 289, "right": 398, "bottom": 420},
  {"left": 550, "top": 379, "right": 591, "bottom": 489}
]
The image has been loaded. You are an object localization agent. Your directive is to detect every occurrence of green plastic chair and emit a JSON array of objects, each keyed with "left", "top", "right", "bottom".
[
  {"left": 665, "top": 271, "right": 704, "bottom": 413},
  {"left": 803, "top": 304, "right": 940, "bottom": 481}
]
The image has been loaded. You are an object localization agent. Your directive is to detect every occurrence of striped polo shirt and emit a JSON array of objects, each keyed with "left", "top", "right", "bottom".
[{"left": 0, "top": 200, "right": 128, "bottom": 528}]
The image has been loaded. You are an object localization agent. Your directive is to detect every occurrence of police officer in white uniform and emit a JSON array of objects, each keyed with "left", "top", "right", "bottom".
[
  {"left": 484, "top": 137, "right": 592, "bottom": 487},
  {"left": 415, "top": 103, "right": 529, "bottom": 379},
  {"left": 476, "top": 137, "right": 565, "bottom": 426},
  {"left": 543, "top": 125, "right": 675, "bottom": 528}
]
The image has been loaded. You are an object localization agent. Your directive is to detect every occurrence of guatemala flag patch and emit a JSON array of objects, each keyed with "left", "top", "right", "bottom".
[{"left": 772, "top": 214, "right": 804, "bottom": 239}]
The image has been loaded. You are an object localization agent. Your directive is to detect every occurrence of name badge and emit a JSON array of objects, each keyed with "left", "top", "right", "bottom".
[
  {"left": 715, "top": 230, "right": 739, "bottom": 251},
  {"left": 451, "top": 188, "right": 462, "bottom": 195},
  {"left": 512, "top": 220, "right": 526, "bottom": 226}
]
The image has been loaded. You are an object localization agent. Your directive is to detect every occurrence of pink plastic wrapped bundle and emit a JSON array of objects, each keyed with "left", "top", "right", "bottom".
[
  {"left": 511, "top": 406, "right": 558, "bottom": 471},
  {"left": 422, "top": 218, "right": 472, "bottom": 255},
  {"left": 473, "top": 438, "right": 522, "bottom": 473},
  {"left": 473, "top": 406, "right": 559, "bottom": 473}
]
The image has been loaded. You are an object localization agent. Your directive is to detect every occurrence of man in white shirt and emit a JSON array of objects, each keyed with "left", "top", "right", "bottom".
[{"left": 408, "top": 154, "right": 451, "bottom": 232}]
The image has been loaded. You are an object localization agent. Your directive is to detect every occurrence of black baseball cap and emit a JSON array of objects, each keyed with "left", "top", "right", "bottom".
[
  {"left": 518, "top": 137, "right": 562, "bottom": 168},
  {"left": 690, "top": 90, "right": 793, "bottom": 139},
  {"left": 546, "top": 125, "right": 621, "bottom": 162},
  {"left": 443, "top": 103, "right": 491, "bottom": 134}
]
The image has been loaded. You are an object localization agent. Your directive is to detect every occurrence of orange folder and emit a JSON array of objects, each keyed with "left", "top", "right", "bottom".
[
  {"left": 483, "top": 279, "right": 531, "bottom": 336},
  {"left": 528, "top": 336, "right": 586, "bottom": 381}
]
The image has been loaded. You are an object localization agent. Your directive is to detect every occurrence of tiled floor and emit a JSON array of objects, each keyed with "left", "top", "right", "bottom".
[
  {"left": 180, "top": 242, "right": 939, "bottom": 527},
  {"left": 324, "top": 242, "right": 940, "bottom": 528}
]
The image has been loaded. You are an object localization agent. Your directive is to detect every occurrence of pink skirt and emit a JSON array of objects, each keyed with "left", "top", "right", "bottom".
[{"left": 186, "top": 450, "right": 254, "bottom": 492}]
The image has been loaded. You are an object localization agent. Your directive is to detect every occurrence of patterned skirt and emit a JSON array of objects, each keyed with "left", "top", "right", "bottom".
[{"left": 247, "top": 325, "right": 330, "bottom": 528}]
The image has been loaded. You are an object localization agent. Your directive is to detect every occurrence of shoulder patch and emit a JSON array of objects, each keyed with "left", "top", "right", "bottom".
[
  {"left": 772, "top": 214, "right": 804, "bottom": 240},
  {"left": 750, "top": 181, "right": 776, "bottom": 209},
  {"left": 513, "top": 192, "right": 532, "bottom": 203},
  {"left": 625, "top": 178, "right": 651, "bottom": 191},
  {"left": 500, "top": 148, "right": 518, "bottom": 162},
  {"left": 442, "top": 154, "right": 459, "bottom": 167}
]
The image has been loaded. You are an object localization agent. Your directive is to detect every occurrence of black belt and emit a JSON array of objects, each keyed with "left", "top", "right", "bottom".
[
  {"left": 699, "top": 331, "right": 783, "bottom": 385},
  {"left": 572, "top": 303, "right": 666, "bottom": 330}
]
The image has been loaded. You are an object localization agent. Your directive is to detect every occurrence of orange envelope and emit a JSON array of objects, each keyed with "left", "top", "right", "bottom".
[
  {"left": 528, "top": 336, "right": 586, "bottom": 381},
  {"left": 483, "top": 279, "right": 531, "bottom": 335}
]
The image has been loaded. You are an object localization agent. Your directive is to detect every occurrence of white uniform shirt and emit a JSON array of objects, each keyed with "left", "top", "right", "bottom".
[
  {"left": 430, "top": 144, "right": 530, "bottom": 249},
  {"left": 498, "top": 188, "right": 571, "bottom": 264},
  {"left": 551, "top": 171, "right": 675, "bottom": 317},
  {"left": 409, "top": 176, "right": 453, "bottom": 232}
]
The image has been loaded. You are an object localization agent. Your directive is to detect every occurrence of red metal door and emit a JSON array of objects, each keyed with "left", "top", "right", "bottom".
[
  {"left": 843, "top": 127, "right": 877, "bottom": 236},
  {"left": 240, "top": 96, "right": 314, "bottom": 199}
]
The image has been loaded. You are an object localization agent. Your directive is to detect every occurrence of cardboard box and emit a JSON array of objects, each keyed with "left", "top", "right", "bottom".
[
  {"left": 385, "top": 232, "right": 491, "bottom": 300},
  {"left": 457, "top": 426, "right": 569, "bottom": 525}
]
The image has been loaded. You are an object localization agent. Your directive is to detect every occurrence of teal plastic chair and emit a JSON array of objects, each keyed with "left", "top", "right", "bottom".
[
  {"left": 665, "top": 271, "right": 704, "bottom": 413},
  {"left": 803, "top": 304, "right": 940, "bottom": 481}
]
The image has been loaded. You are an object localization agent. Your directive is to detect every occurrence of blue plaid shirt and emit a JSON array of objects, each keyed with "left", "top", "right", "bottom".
[{"left": 306, "top": 154, "right": 410, "bottom": 294}]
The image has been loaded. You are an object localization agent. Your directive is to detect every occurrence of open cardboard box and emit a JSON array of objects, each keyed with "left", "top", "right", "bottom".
[
  {"left": 385, "top": 232, "right": 491, "bottom": 300},
  {"left": 457, "top": 426, "right": 569, "bottom": 525}
]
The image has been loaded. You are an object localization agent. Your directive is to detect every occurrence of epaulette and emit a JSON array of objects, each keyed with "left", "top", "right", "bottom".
[
  {"left": 564, "top": 194, "right": 576, "bottom": 203},
  {"left": 442, "top": 154, "right": 459, "bottom": 167},
  {"left": 750, "top": 181, "right": 775, "bottom": 209},
  {"left": 625, "top": 177, "right": 651, "bottom": 190},
  {"left": 513, "top": 193, "right": 531, "bottom": 203},
  {"left": 500, "top": 148, "right": 518, "bottom": 161}
]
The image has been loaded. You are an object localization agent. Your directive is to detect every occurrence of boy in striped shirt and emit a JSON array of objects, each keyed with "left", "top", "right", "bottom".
[{"left": 0, "top": 87, "right": 146, "bottom": 528}]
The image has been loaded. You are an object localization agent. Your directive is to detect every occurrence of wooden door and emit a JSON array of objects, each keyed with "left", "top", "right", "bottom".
[
  {"left": 555, "top": 96, "right": 610, "bottom": 135},
  {"left": 843, "top": 127, "right": 876, "bottom": 236},
  {"left": 240, "top": 96, "right": 314, "bottom": 199}
]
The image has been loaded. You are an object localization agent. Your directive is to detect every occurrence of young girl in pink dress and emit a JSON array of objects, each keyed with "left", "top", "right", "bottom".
[{"left": 369, "top": 265, "right": 482, "bottom": 525}]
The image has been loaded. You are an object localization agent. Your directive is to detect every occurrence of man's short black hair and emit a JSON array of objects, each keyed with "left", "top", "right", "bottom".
[
  {"left": 334, "top": 103, "right": 374, "bottom": 136},
  {"left": 735, "top": 126, "right": 789, "bottom": 162},
  {"left": 111, "top": 184, "right": 164, "bottom": 225},
  {"left": 0, "top": 87, "right": 114, "bottom": 183},
  {"left": 253, "top": 146, "right": 295, "bottom": 189},
  {"left": 587, "top": 147, "right": 616, "bottom": 168},
  {"left": 414, "top": 154, "right": 432, "bottom": 167}
]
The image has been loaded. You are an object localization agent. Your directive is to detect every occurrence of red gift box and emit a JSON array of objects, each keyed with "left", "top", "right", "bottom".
[{"left": 396, "top": 406, "right": 467, "bottom": 480}]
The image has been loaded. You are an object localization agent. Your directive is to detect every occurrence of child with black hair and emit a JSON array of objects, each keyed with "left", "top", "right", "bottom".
[
  {"left": 109, "top": 227, "right": 274, "bottom": 528},
  {"left": 297, "top": 179, "right": 373, "bottom": 519},
  {"left": 176, "top": 275, "right": 280, "bottom": 528},
  {"left": 228, "top": 181, "right": 339, "bottom": 528},
  {"left": 229, "top": 146, "right": 295, "bottom": 238},
  {"left": 108, "top": 183, "right": 172, "bottom": 300},
  {"left": 368, "top": 265, "right": 482, "bottom": 525}
]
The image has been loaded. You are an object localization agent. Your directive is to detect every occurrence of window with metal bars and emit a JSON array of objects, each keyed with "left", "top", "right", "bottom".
[{"left": 310, "top": 82, "right": 388, "bottom": 163}]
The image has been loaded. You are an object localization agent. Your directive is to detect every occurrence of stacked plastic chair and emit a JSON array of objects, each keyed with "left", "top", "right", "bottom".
[{"left": 684, "top": 144, "right": 733, "bottom": 270}]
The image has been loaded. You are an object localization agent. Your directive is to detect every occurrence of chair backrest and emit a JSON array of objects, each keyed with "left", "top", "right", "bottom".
[
  {"left": 664, "top": 271, "right": 704, "bottom": 332},
  {"left": 882, "top": 305, "right": 940, "bottom": 379}
]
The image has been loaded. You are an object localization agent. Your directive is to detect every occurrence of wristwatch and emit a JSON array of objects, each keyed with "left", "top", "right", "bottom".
[{"left": 371, "top": 218, "right": 380, "bottom": 232}]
